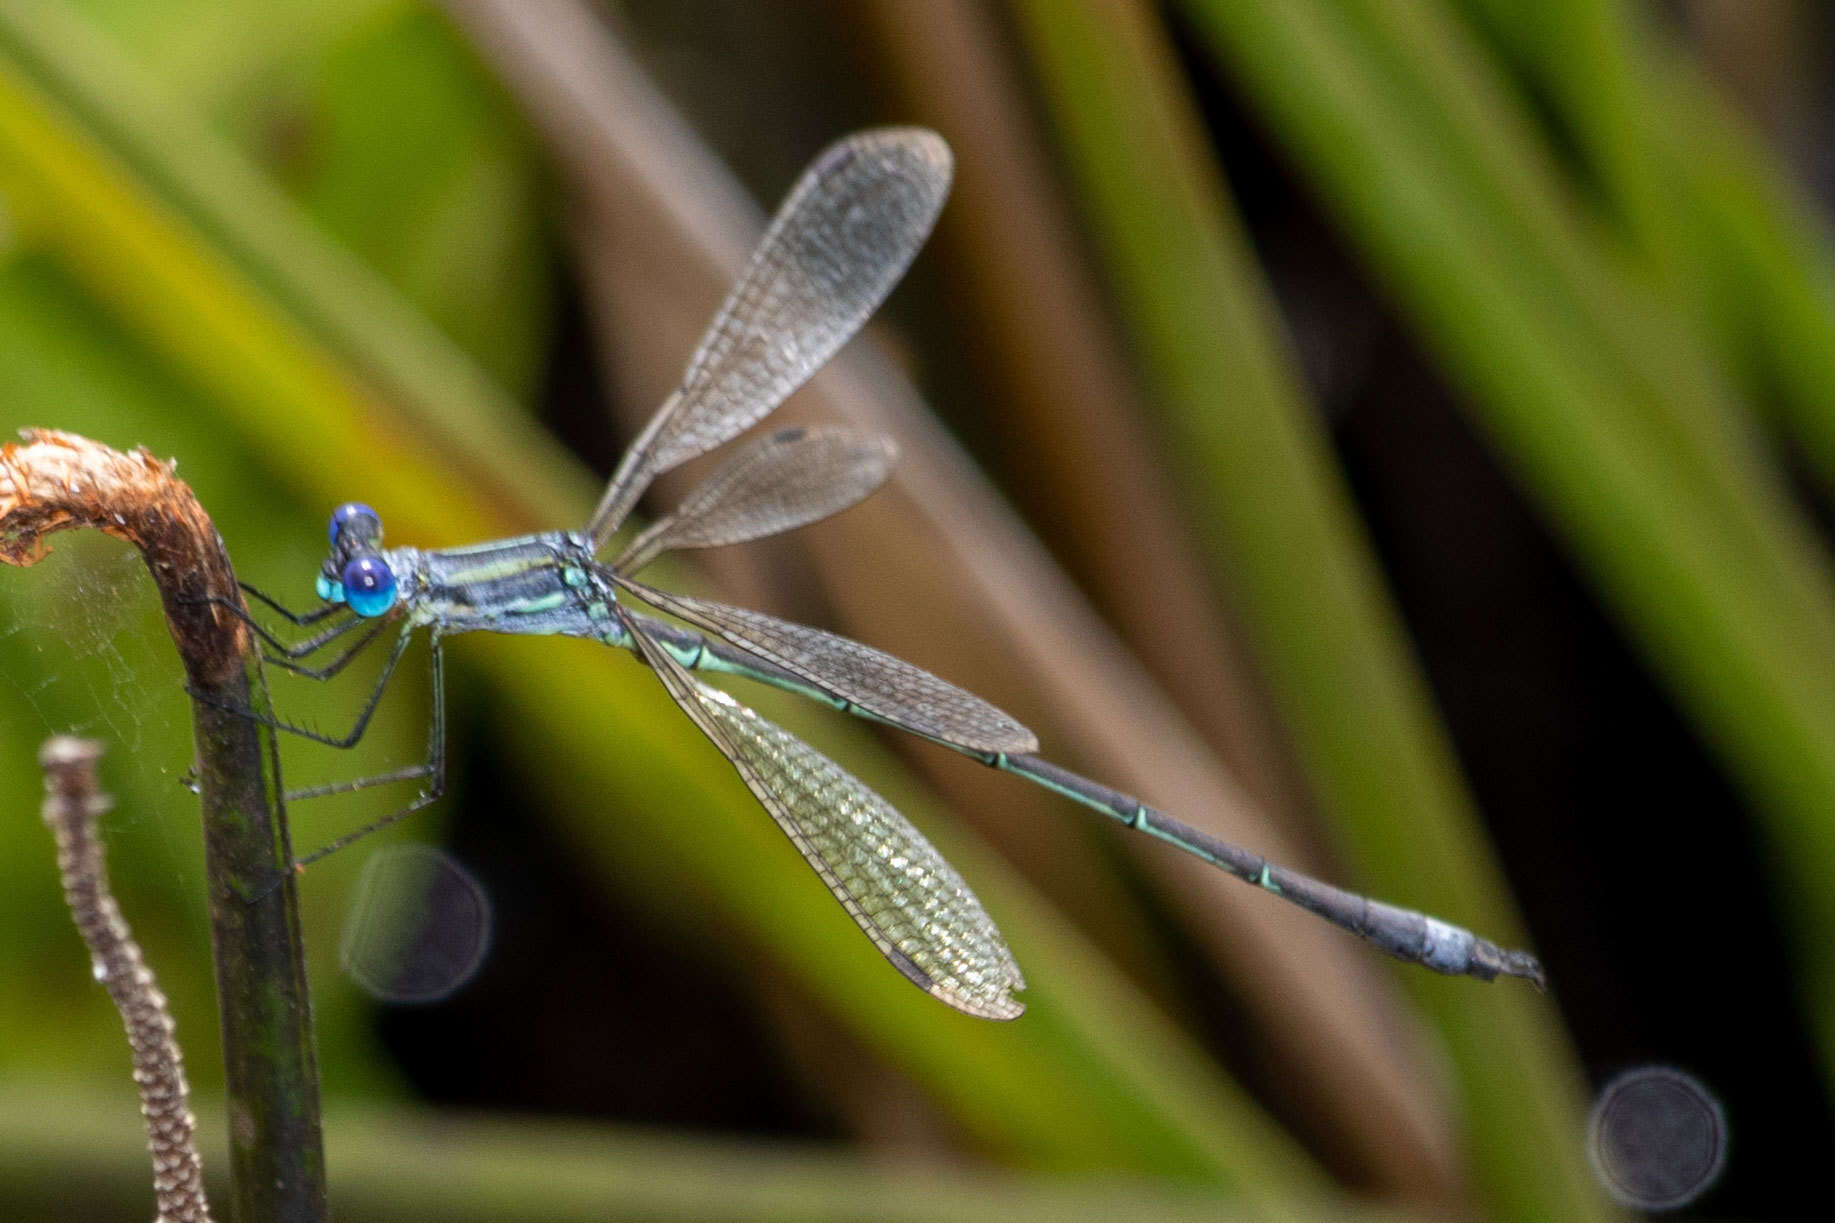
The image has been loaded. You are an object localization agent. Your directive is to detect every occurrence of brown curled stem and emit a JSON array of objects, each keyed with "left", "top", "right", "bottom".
[
  {"left": 3, "top": 430, "right": 327, "bottom": 1221},
  {"left": 0, "top": 428, "right": 247, "bottom": 683}
]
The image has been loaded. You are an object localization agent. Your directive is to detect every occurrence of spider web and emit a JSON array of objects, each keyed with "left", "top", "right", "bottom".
[
  {"left": 0, "top": 532, "right": 197, "bottom": 882},
  {"left": 0, "top": 526, "right": 488, "bottom": 1002}
]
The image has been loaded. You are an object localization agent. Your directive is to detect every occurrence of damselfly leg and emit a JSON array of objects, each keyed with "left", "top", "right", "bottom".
[
  {"left": 195, "top": 587, "right": 380, "bottom": 676},
  {"left": 239, "top": 580, "right": 347, "bottom": 627},
  {"left": 285, "top": 629, "right": 447, "bottom": 869},
  {"left": 189, "top": 592, "right": 446, "bottom": 865}
]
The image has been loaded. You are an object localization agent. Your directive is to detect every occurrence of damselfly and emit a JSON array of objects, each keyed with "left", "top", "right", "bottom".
[{"left": 216, "top": 129, "right": 1543, "bottom": 1019}]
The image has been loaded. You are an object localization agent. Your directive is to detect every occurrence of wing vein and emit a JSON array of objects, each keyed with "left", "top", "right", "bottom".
[
  {"left": 587, "top": 129, "right": 951, "bottom": 546},
  {"left": 619, "top": 607, "right": 1023, "bottom": 1019},
  {"left": 614, "top": 578, "right": 1037, "bottom": 754}
]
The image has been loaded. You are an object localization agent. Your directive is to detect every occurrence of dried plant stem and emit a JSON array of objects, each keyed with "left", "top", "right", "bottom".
[
  {"left": 39, "top": 736, "right": 214, "bottom": 1223},
  {"left": 2, "top": 429, "right": 326, "bottom": 1221}
]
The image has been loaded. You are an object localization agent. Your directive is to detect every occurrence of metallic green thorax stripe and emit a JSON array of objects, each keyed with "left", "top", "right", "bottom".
[{"left": 415, "top": 532, "right": 606, "bottom": 636}]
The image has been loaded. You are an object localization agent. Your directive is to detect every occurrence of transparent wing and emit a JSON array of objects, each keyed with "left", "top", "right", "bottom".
[
  {"left": 587, "top": 128, "right": 953, "bottom": 547},
  {"left": 622, "top": 608, "right": 1024, "bottom": 1020},
  {"left": 614, "top": 577, "right": 1038, "bottom": 755},
  {"left": 614, "top": 427, "right": 897, "bottom": 574}
]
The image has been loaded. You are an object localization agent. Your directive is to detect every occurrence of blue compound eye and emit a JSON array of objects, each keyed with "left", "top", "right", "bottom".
[
  {"left": 328, "top": 501, "right": 382, "bottom": 547},
  {"left": 340, "top": 555, "right": 397, "bottom": 617}
]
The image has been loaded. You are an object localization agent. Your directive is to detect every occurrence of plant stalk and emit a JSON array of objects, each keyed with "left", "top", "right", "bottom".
[{"left": 1, "top": 429, "right": 326, "bottom": 1222}]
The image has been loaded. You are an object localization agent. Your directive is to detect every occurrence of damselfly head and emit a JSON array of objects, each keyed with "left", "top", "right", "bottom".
[
  {"left": 328, "top": 501, "right": 382, "bottom": 548},
  {"left": 317, "top": 502, "right": 398, "bottom": 616},
  {"left": 339, "top": 554, "right": 398, "bottom": 617}
]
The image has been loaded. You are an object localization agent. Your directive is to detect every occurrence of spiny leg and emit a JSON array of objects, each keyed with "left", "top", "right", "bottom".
[
  {"left": 189, "top": 586, "right": 450, "bottom": 877},
  {"left": 263, "top": 616, "right": 393, "bottom": 681},
  {"left": 290, "top": 628, "right": 447, "bottom": 868},
  {"left": 189, "top": 591, "right": 366, "bottom": 661},
  {"left": 239, "top": 581, "right": 346, "bottom": 627},
  {"left": 188, "top": 622, "right": 417, "bottom": 749},
  {"left": 261, "top": 612, "right": 371, "bottom": 664}
]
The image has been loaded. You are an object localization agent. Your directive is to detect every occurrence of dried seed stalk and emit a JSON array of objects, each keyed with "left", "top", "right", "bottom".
[{"left": 40, "top": 736, "right": 213, "bottom": 1223}]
